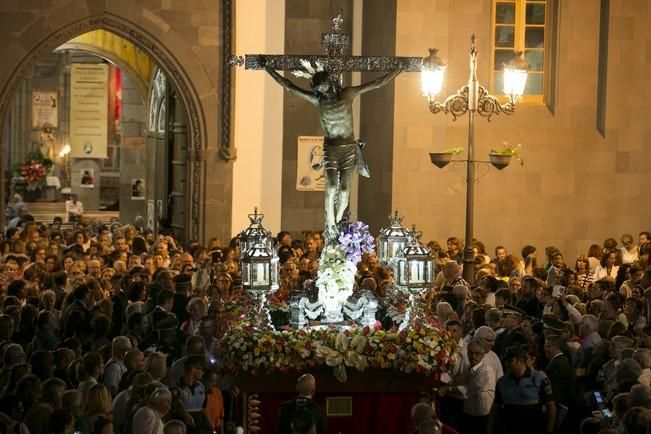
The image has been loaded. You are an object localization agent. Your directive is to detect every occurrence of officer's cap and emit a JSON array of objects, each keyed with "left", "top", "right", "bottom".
[
  {"left": 502, "top": 305, "right": 526, "bottom": 318},
  {"left": 154, "top": 313, "right": 179, "bottom": 331},
  {"left": 542, "top": 314, "right": 565, "bottom": 332}
]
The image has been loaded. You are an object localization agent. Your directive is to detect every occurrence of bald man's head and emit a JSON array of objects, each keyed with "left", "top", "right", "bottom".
[{"left": 296, "top": 374, "right": 316, "bottom": 397}]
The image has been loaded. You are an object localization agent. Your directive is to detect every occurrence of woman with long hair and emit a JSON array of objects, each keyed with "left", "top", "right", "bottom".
[
  {"left": 574, "top": 255, "right": 594, "bottom": 289},
  {"left": 82, "top": 383, "right": 113, "bottom": 434},
  {"left": 594, "top": 250, "right": 620, "bottom": 281}
]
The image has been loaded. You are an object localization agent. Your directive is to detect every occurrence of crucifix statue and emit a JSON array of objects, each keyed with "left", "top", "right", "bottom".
[{"left": 233, "top": 14, "right": 423, "bottom": 243}]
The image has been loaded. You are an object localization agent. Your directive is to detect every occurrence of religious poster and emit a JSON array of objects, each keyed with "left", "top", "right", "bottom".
[
  {"left": 296, "top": 136, "right": 325, "bottom": 191},
  {"left": 69, "top": 63, "right": 109, "bottom": 158},
  {"left": 131, "top": 178, "right": 145, "bottom": 200},
  {"left": 32, "top": 91, "right": 58, "bottom": 128},
  {"left": 80, "top": 169, "right": 94, "bottom": 188}
]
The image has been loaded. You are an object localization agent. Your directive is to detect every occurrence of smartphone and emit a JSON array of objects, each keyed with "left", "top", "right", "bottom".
[
  {"left": 552, "top": 285, "right": 566, "bottom": 298},
  {"left": 601, "top": 408, "right": 613, "bottom": 419},
  {"left": 594, "top": 391, "right": 604, "bottom": 404}
]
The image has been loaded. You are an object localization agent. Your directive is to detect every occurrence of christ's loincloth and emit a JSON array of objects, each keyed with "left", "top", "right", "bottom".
[{"left": 324, "top": 139, "right": 369, "bottom": 178}]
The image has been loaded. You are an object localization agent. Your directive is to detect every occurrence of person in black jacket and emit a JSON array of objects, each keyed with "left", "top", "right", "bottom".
[
  {"left": 276, "top": 374, "right": 326, "bottom": 434},
  {"left": 543, "top": 334, "right": 576, "bottom": 433}
]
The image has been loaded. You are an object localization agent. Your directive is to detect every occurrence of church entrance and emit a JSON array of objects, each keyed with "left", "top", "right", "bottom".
[{"left": 1, "top": 27, "right": 194, "bottom": 242}]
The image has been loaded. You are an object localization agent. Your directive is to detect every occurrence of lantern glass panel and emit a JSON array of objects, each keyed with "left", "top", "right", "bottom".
[
  {"left": 390, "top": 241, "right": 406, "bottom": 258},
  {"left": 409, "top": 259, "right": 426, "bottom": 284},
  {"left": 397, "top": 258, "right": 407, "bottom": 286},
  {"left": 242, "top": 262, "right": 251, "bottom": 286},
  {"left": 252, "top": 262, "right": 269, "bottom": 286}
]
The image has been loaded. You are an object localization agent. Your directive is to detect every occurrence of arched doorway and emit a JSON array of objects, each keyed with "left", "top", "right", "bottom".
[{"left": 0, "top": 13, "right": 214, "bottom": 241}]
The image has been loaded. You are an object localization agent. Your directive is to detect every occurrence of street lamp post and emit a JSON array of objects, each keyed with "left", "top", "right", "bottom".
[{"left": 421, "top": 35, "right": 527, "bottom": 285}]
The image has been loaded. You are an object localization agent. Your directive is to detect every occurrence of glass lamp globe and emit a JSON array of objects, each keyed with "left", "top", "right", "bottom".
[
  {"left": 503, "top": 51, "right": 528, "bottom": 103},
  {"left": 421, "top": 48, "right": 447, "bottom": 101}
]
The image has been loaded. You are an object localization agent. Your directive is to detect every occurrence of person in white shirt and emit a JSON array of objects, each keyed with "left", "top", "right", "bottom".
[
  {"left": 473, "top": 326, "right": 504, "bottom": 381},
  {"left": 620, "top": 233, "right": 639, "bottom": 264},
  {"left": 103, "top": 336, "right": 132, "bottom": 396},
  {"left": 462, "top": 339, "right": 497, "bottom": 433},
  {"left": 132, "top": 386, "right": 172, "bottom": 434},
  {"left": 593, "top": 250, "right": 620, "bottom": 281},
  {"left": 65, "top": 193, "right": 84, "bottom": 223}
]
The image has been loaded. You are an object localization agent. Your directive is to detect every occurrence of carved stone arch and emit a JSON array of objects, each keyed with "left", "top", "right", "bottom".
[{"left": 0, "top": 13, "right": 206, "bottom": 241}]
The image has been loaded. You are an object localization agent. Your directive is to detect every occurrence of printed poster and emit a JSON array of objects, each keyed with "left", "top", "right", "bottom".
[
  {"left": 296, "top": 136, "right": 325, "bottom": 191},
  {"left": 32, "top": 91, "right": 58, "bottom": 128},
  {"left": 69, "top": 63, "right": 108, "bottom": 158}
]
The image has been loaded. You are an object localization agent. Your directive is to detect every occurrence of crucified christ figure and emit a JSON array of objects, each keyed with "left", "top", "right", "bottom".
[{"left": 265, "top": 65, "right": 402, "bottom": 242}]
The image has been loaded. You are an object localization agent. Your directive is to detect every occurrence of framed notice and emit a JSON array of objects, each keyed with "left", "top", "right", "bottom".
[
  {"left": 296, "top": 136, "right": 325, "bottom": 191},
  {"left": 69, "top": 63, "right": 108, "bottom": 158},
  {"left": 32, "top": 91, "right": 58, "bottom": 128}
]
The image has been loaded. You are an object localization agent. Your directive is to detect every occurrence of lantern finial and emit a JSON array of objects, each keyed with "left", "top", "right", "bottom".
[
  {"left": 389, "top": 210, "right": 404, "bottom": 227},
  {"left": 248, "top": 207, "right": 264, "bottom": 225}
]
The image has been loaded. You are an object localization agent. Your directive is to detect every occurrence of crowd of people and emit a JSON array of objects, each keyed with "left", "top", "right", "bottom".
[{"left": 0, "top": 205, "right": 650, "bottom": 434}]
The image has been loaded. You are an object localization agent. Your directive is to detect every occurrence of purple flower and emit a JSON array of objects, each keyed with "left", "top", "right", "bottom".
[{"left": 338, "top": 220, "right": 375, "bottom": 264}]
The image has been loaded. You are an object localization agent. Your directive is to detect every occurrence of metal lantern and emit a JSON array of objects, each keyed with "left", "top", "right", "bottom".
[
  {"left": 239, "top": 207, "right": 273, "bottom": 261},
  {"left": 241, "top": 239, "right": 279, "bottom": 292},
  {"left": 241, "top": 236, "right": 278, "bottom": 329},
  {"left": 377, "top": 210, "right": 411, "bottom": 268},
  {"left": 396, "top": 226, "right": 434, "bottom": 330}
]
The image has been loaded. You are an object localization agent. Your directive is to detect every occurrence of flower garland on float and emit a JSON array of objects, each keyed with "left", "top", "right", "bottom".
[{"left": 217, "top": 298, "right": 458, "bottom": 383}]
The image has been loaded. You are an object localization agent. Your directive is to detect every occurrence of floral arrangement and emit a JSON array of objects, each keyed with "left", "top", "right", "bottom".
[
  {"left": 315, "top": 246, "right": 357, "bottom": 295},
  {"left": 491, "top": 142, "right": 524, "bottom": 165},
  {"left": 217, "top": 321, "right": 458, "bottom": 383},
  {"left": 338, "top": 220, "right": 375, "bottom": 264},
  {"left": 14, "top": 150, "right": 54, "bottom": 191}
]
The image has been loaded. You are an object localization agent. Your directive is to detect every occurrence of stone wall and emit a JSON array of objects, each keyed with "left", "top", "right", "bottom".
[
  {"left": 391, "top": 0, "right": 651, "bottom": 259},
  {"left": 119, "top": 72, "right": 147, "bottom": 225}
]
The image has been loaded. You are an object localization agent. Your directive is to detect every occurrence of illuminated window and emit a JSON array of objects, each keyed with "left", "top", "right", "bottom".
[{"left": 492, "top": 0, "right": 550, "bottom": 102}]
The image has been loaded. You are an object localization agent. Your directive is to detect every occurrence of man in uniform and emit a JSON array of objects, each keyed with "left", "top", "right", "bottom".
[
  {"left": 489, "top": 347, "right": 556, "bottom": 434},
  {"left": 170, "top": 355, "right": 209, "bottom": 433},
  {"left": 493, "top": 305, "right": 528, "bottom": 360}
]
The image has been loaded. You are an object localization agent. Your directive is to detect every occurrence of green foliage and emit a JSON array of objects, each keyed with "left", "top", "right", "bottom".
[
  {"left": 441, "top": 147, "right": 464, "bottom": 155},
  {"left": 490, "top": 142, "right": 524, "bottom": 165}
]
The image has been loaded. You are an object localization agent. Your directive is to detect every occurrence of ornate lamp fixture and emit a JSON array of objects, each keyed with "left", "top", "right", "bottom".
[
  {"left": 239, "top": 207, "right": 273, "bottom": 260},
  {"left": 421, "top": 35, "right": 527, "bottom": 285},
  {"left": 396, "top": 226, "right": 434, "bottom": 330},
  {"left": 377, "top": 210, "right": 411, "bottom": 269},
  {"left": 241, "top": 234, "right": 279, "bottom": 328}
]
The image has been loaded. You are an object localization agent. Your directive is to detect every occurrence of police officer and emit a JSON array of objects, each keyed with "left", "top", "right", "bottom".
[
  {"left": 489, "top": 347, "right": 557, "bottom": 434},
  {"left": 493, "top": 305, "right": 528, "bottom": 360},
  {"left": 170, "top": 354, "right": 210, "bottom": 433}
]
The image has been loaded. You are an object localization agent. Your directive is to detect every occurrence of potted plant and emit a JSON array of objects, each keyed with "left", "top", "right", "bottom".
[
  {"left": 429, "top": 147, "right": 463, "bottom": 169},
  {"left": 489, "top": 142, "right": 523, "bottom": 170}
]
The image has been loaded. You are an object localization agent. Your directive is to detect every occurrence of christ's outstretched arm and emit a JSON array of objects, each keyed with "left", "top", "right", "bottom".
[
  {"left": 265, "top": 67, "right": 318, "bottom": 105},
  {"left": 350, "top": 67, "right": 402, "bottom": 98}
]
